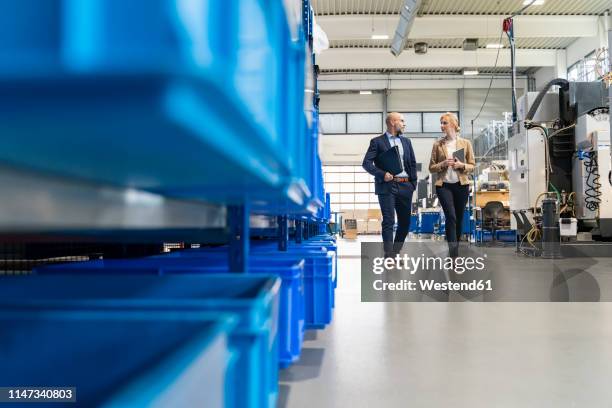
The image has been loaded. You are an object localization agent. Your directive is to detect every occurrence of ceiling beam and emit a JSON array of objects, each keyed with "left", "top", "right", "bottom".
[
  {"left": 318, "top": 74, "right": 529, "bottom": 91},
  {"left": 317, "top": 48, "right": 558, "bottom": 70},
  {"left": 317, "top": 15, "right": 598, "bottom": 41}
]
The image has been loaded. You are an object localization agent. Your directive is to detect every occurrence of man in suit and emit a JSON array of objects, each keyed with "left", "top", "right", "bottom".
[{"left": 362, "top": 112, "right": 417, "bottom": 258}]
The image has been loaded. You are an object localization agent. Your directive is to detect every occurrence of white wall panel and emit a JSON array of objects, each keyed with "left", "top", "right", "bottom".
[
  {"left": 533, "top": 67, "right": 557, "bottom": 91},
  {"left": 388, "top": 89, "right": 458, "bottom": 112},
  {"left": 319, "top": 134, "right": 375, "bottom": 164},
  {"left": 319, "top": 93, "right": 382, "bottom": 112},
  {"left": 320, "top": 134, "right": 437, "bottom": 180},
  {"left": 463, "top": 88, "right": 524, "bottom": 138}
]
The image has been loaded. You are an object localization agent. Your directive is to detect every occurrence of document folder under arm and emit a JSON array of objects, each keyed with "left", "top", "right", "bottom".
[{"left": 374, "top": 146, "right": 403, "bottom": 176}]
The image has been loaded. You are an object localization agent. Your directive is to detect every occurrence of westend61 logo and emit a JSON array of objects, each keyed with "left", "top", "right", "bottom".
[
  {"left": 360, "top": 242, "right": 496, "bottom": 302},
  {"left": 362, "top": 242, "right": 608, "bottom": 302},
  {"left": 372, "top": 253, "right": 486, "bottom": 275},
  {"left": 370, "top": 253, "right": 491, "bottom": 294}
]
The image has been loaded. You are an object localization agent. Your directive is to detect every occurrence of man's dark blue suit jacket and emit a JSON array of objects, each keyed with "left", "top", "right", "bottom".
[{"left": 362, "top": 133, "right": 417, "bottom": 195}]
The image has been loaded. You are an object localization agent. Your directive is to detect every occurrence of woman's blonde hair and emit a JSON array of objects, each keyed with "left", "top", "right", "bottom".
[{"left": 440, "top": 112, "right": 460, "bottom": 132}]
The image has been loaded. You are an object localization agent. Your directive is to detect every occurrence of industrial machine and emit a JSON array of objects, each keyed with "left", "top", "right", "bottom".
[
  {"left": 572, "top": 110, "right": 612, "bottom": 232},
  {"left": 508, "top": 79, "right": 611, "bottom": 255},
  {"left": 508, "top": 92, "right": 557, "bottom": 219}
]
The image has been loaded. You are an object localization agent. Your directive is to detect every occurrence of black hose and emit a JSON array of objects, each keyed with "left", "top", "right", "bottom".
[
  {"left": 584, "top": 152, "right": 602, "bottom": 211},
  {"left": 525, "top": 78, "right": 569, "bottom": 121}
]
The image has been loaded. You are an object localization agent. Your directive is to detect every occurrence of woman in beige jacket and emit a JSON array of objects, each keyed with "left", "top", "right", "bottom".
[{"left": 428, "top": 112, "right": 475, "bottom": 258}]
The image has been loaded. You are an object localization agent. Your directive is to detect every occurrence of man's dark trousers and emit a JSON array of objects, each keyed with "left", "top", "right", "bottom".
[
  {"left": 378, "top": 182, "right": 414, "bottom": 257},
  {"left": 362, "top": 133, "right": 417, "bottom": 257}
]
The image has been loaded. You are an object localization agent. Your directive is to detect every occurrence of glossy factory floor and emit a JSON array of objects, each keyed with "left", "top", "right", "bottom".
[{"left": 278, "top": 236, "right": 612, "bottom": 408}]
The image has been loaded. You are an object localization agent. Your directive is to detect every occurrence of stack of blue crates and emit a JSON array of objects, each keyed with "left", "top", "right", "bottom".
[
  {"left": 418, "top": 212, "right": 440, "bottom": 234},
  {"left": 2, "top": 274, "right": 283, "bottom": 408},
  {"left": 410, "top": 214, "right": 419, "bottom": 233},
  {"left": 32, "top": 233, "right": 338, "bottom": 372},
  {"left": 35, "top": 260, "right": 304, "bottom": 370},
  {"left": 0, "top": 0, "right": 320, "bottom": 212},
  {"left": 0, "top": 309, "right": 238, "bottom": 407},
  {"left": 0, "top": 0, "right": 336, "bottom": 406},
  {"left": 474, "top": 229, "right": 517, "bottom": 242}
]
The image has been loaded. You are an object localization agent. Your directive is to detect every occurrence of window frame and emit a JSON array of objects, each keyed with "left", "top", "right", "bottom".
[
  {"left": 319, "top": 111, "right": 459, "bottom": 134},
  {"left": 319, "top": 112, "right": 348, "bottom": 134},
  {"left": 346, "top": 112, "right": 384, "bottom": 135}
]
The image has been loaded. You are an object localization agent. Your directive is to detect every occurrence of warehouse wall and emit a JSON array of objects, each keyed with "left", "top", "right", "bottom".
[
  {"left": 319, "top": 93, "right": 382, "bottom": 112},
  {"left": 319, "top": 89, "right": 459, "bottom": 179},
  {"left": 566, "top": 33, "right": 607, "bottom": 68},
  {"left": 533, "top": 67, "right": 557, "bottom": 90},
  {"left": 319, "top": 87, "right": 522, "bottom": 168},
  {"left": 319, "top": 89, "right": 459, "bottom": 113},
  {"left": 462, "top": 88, "right": 522, "bottom": 137},
  {"left": 319, "top": 134, "right": 437, "bottom": 177},
  {"left": 387, "top": 89, "right": 459, "bottom": 112},
  {"left": 319, "top": 133, "right": 373, "bottom": 164}
]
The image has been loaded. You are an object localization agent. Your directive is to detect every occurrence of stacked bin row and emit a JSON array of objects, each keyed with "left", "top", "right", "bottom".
[
  {"left": 0, "top": 0, "right": 335, "bottom": 407},
  {"left": 0, "top": 309, "right": 240, "bottom": 407},
  {"left": 413, "top": 210, "right": 471, "bottom": 237},
  {"left": 1, "top": 233, "right": 337, "bottom": 407},
  {"left": 418, "top": 212, "right": 440, "bottom": 235},
  {"left": 0, "top": 0, "right": 321, "bottom": 211},
  {"left": 34, "top": 233, "right": 338, "bottom": 364}
]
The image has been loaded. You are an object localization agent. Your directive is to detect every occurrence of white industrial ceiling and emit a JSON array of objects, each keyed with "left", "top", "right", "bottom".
[
  {"left": 313, "top": 0, "right": 611, "bottom": 16},
  {"left": 321, "top": 66, "right": 533, "bottom": 74},
  {"left": 329, "top": 37, "right": 578, "bottom": 50},
  {"left": 313, "top": 0, "right": 610, "bottom": 74}
]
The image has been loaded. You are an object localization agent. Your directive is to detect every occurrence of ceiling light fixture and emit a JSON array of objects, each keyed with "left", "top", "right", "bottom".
[
  {"left": 486, "top": 43, "right": 504, "bottom": 49},
  {"left": 463, "top": 69, "right": 479, "bottom": 76},
  {"left": 359, "top": 90, "right": 373, "bottom": 95},
  {"left": 371, "top": 34, "right": 390, "bottom": 40},
  {"left": 523, "top": 0, "right": 544, "bottom": 5}
]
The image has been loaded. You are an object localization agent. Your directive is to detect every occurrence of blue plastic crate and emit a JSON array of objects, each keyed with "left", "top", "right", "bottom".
[
  {"left": 253, "top": 239, "right": 337, "bottom": 293},
  {"left": 475, "top": 229, "right": 492, "bottom": 242},
  {"left": 462, "top": 209, "right": 472, "bottom": 234},
  {"left": 0, "top": 274, "right": 279, "bottom": 408},
  {"left": 324, "top": 193, "right": 331, "bottom": 221},
  {"left": 157, "top": 256, "right": 307, "bottom": 368},
  {"left": 253, "top": 248, "right": 333, "bottom": 330},
  {"left": 312, "top": 236, "right": 336, "bottom": 244},
  {"left": 474, "top": 229, "right": 516, "bottom": 243},
  {"left": 36, "top": 258, "right": 304, "bottom": 370},
  {"left": 260, "top": 246, "right": 335, "bottom": 325},
  {"left": 496, "top": 229, "right": 517, "bottom": 242},
  {"left": 165, "top": 246, "right": 334, "bottom": 329},
  {"left": 418, "top": 212, "right": 440, "bottom": 234},
  {"left": 0, "top": 0, "right": 317, "bottom": 213},
  {"left": 0, "top": 309, "right": 237, "bottom": 408},
  {"left": 261, "top": 236, "right": 338, "bottom": 308},
  {"left": 295, "top": 237, "right": 337, "bottom": 307},
  {"left": 409, "top": 214, "right": 418, "bottom": 232}
]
